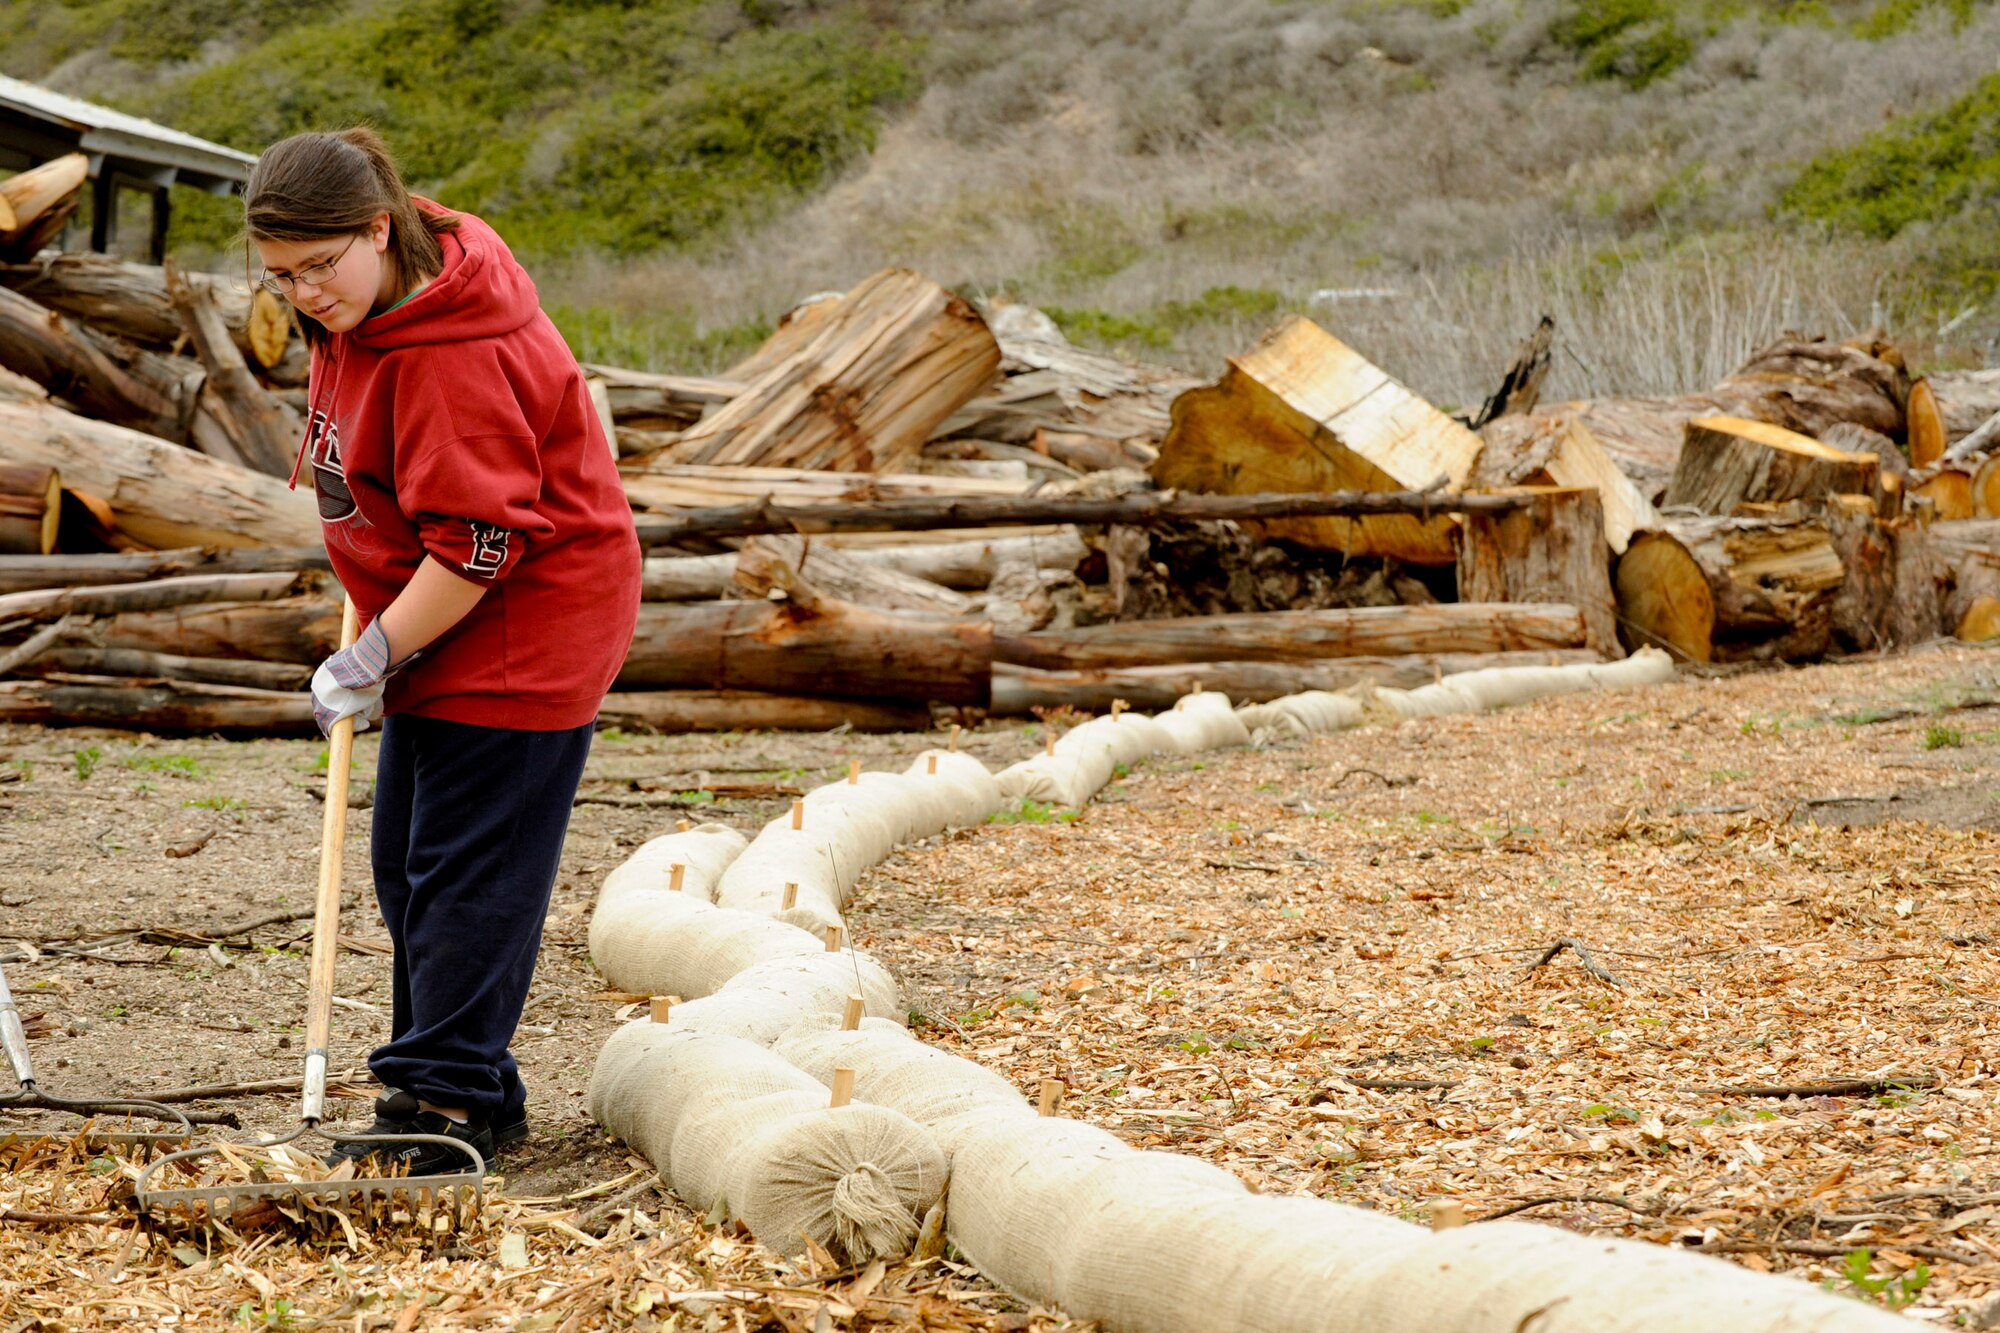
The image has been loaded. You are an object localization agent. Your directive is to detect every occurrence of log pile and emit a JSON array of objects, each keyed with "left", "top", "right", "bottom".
[{"left": 5, "top": 217, "right": 1999, "bottom": 731}]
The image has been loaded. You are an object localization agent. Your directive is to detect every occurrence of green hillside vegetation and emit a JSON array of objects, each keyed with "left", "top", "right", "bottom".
[{"left": 1, "top": 0, "right": 1997, "bottom": 396}]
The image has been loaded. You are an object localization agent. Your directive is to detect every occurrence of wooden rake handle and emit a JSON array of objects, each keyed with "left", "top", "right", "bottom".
[{"left": 302, "top": 597, "right": 359, "bottom": 1124}]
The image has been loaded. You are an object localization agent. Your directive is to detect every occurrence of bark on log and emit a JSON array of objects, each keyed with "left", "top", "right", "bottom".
[
  {"left": 0, "top": 674, "right": 311, "bottom": 734},
  {"left": 0, "top": 283, "right": 200, "bottom": 441},
  {"left": 1471, "top": 414, "right": 1659, "bottom": 553},
  {"left": 1664, "top": 417, "right": 1882, "bottom": 515},
  {"left": 0, "top": 156, "right": 87, "bottom": 256},
  {"left": 0, "top": 464, "right": 59, "bottom": 555},
  {"left": 0, "top": 398, "right": 320, "bottom": 549},
  {"left": 996, "top": 603, "right": 1586, "bottom": 671},
  {"left": 1470, "top": 316, "right": 1554, "bottom": 429},
  {"left": 634, "top": 488, "right": 1535, "bottom": 547},
  {"left": 659, "top": 268, "right": 1002, "bottom": 473},
  {"left": 0, "top": 571, "right": 304, "bottom": 624},
  {"left": 167, "top": 261, "right": 301, "bottom": 477},
  {"left": 1933, "top": 370, "right": 2000, "bottom": 444},
  {"left": 1457, "top": 488, "right": 1620, "bottom": 656},
  {"left": 598, "top": 690, "right": 930, "bottom": 734},
  {"left": 1614, "top": 515, "right": 1844, "bottom": 663},
  {"left": 94, "top": 596, "right": 340, "bottom": 665},
  {"left": 616, "top": 597, "right": 992, "bottom": 705},
  {"left": 20, "top": 648, "right": 310, "bottom": 692},
  {"left": 1700, "top": 336, "right": 1907, "bottom": 442},
  {"left": 1154, "top": 315, "right": 1483, "bottom": 564},
  {"left": 0, "top": 253, "right": 291, "bottom": 369},
  {"left": 1928, "top": 520, "right": 2000, "bottom": 631},
  {"left": 734, "top": 535, "right": 971, "bottom": 615},
  {"left": 0, "top": 547, "right": 329, "bottom": 594},
  {"left": 992, "top": 651, "right": 1603, "bottom": 713}
]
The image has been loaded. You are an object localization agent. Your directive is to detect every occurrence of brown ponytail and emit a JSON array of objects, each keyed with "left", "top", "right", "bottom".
[{"left": 243, "top": 128, "right": 460, "bottom": 347}]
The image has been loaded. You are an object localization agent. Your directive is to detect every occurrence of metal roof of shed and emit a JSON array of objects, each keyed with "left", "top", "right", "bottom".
[{"left": 0, "top": 74, "right": 255, "bottom": 193}]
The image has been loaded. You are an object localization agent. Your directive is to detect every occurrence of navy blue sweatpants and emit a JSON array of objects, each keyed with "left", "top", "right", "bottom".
[{"left": 368, "top": 713, "right": 594, "bottom": 1121}]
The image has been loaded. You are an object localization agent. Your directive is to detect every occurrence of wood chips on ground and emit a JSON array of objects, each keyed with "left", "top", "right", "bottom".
[{"left": 4, "top": 644, "right": 1999, "bottom": 1327}]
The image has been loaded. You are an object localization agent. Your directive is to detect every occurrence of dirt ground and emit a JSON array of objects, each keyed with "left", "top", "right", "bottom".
[{"left": 3, "top": 644, "right": 1999, "bottom": 1326}]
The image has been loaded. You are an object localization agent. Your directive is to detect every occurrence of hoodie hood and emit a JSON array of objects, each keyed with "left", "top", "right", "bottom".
[{"left": 350, "top": 201, "right": 540, "bottom": 351}]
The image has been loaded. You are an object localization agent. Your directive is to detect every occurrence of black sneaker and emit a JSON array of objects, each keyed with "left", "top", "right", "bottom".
[
  {"left": 326, "top": 1090, "right": 494, "bottom": 1176},
  {"left": 492, "top": 1105, "right": 529, "bottom": 1152}
]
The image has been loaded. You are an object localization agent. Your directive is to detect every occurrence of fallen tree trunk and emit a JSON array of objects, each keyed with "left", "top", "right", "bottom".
[
  {"left": 991, "top": 651, "right": 1603, "bottom": 713},
  {"left": 1614, "top": 514, "right": 1844, "bottom": 663},
  {"left": 995, "top": 603, "right": 1586, "bottom": 671},
  {"left": 20, "top": 647, "right": 310, "bottom": 692},
  {"left": 168, "top": 261, "right": 301, "bottom": 476},
  {"left": 0, "top": 464, "right": 59, "bottom": 555},
  {"left": 0, "top": 674, "right": 311, "bottom": 733},
  {"left": 616, "top": 597, "right": 992, "bottom": 705},
  {"left": 634, "top": 488, "right": 1536, "bottom": 547},
  {"left": 0, "top": 252, "right": 291, "bottom": 369},
  {"left": 598, "top": 689, "right": 930, "bottom": 733},
  {"left": 1154, "top": 315, "right": 1483, "bottom": 564},
  {"left": 581, "top": 363, "right": 740, "bottom": 430},
  {"left": 661, "top": 268, "right": 1002, "bottom": 473},
  {"left": 0, "top": 571, "right": 304, "bottom": 624},
  {"left": 1663, "top": 417, "right": 1881, "bottom": 515},
  {"left": 0, "top": 397, "right": 320, "bottom": 549},
  {"left": 733, "top": 535, "right": 971, "bottom": 615},
  {"left": 0, "top": 283, "right": 200, "bottom": 441},
  {"left": 640, "top": 530, "right": 1087, "bottom": 601},
  {"left": 93, "top": 595, "right": 341, "bottom": 665},
  {"left": 0, "top": 156, "right": 87, "bottom": 259},
  {"left": 1456, "top": 488, "right": 1620, "bottom": 655},
  {"left": 621, "top": 462, "right": 1031, "bottom": 512},
  {"left": 0, "top": 547, "right": 328, "bottom": 595}
]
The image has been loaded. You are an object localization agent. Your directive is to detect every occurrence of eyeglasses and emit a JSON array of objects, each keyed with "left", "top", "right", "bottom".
[{"left": 258, "top": 233, "right": 359, "bottom": 295}]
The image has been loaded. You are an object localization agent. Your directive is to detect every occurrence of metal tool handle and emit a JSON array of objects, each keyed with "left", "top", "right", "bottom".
[
  {"left": 0, "top": 960, "right": 36, "bottom": 1089},
  {"left": 302, "top": 596, "right": 360, "bottom": 1124}
]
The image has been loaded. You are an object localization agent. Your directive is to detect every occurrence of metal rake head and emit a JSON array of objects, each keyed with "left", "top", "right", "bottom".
[{"left": 134, "top": 1128, "right": 484, "bottom": 1238}]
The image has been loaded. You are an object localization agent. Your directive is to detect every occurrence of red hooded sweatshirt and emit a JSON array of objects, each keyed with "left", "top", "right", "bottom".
[{"left": 300, "top": 205, "right": 640, "bottom": 730}]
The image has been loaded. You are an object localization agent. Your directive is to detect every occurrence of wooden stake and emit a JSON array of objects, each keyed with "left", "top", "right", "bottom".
[
  {"left": 668, "top": 863, "right": 685, "bottom": 892},
  {"left": 782, "top": 882, "right": 798, "bottom": 910},
  {"left": 949, "top": 724, "right": 960, "bottom": 752},
  {"left": 791, "top": 799, "right": 804, "bottom": 830},
  {"left": 829, "top": 1067, "right": 855, "bottom": 1108},
  {"left": 842, "top": 995, "right": 864, "bottom": 1030},
  {"left": 1191, "top": 680, "right": 1202, "bottom": 694},
  {"left": 1038, "top": 1078, "right": 1064, "bottom": 1116},
  {"left": 1110, "top": 698, "right": 1127, "bottom": 719},
  {"left": 847, "top": 758, "right": 860, "bottom": 784},
  {"left": 926, "top": 754, "right": 939, "bottom": 775},
  {"left": 1430, "top": 1200, "right": 1466, "bottom": 1231},
  {"left": 824, "top": 924, "right": 843, "bottom": 952},
  {"left": 649, "top": 997, "right": 673, "bottom": 1024},
  {"left": 676, "top": 818, "right": 691, "bottom": 833},
  {"left": 1044, "top": 732, "right": 1055, "bottom": 757}
]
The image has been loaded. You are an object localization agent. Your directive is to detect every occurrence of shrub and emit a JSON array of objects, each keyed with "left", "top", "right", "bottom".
[{"left": 1550, "top": 0, "right": 1696, "bottom": 87}]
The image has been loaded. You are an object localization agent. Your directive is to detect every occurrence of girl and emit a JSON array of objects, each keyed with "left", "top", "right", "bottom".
[{"left": 246, "top": 128, "right": 641, "bottom": 1173}]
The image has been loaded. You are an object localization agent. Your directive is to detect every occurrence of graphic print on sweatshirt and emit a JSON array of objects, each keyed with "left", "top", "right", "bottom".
[{"left": 305, "top": 407, "right": 357, "bottom": 525}]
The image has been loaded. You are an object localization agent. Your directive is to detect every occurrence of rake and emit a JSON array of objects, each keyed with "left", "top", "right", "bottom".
[
  {"left": 135, "top": 597, "right": 483, "bottom": 1234},
  {"left": 0, "top": 958, "right": 193, "bottom": 1152}
]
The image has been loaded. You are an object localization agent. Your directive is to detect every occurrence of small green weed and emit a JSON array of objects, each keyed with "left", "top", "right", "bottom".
[
  {"left": 73, "top": 746, "right": 102, "bottom": 780},
  {"left": 1828, "top": 1248, "right": 1930, "bottom": 1309},
  {"left": 677, "top": 789, "right": 718, "bottom": 805},
  {"left": 1582, "top": 1103, "right": 1640, "bottom": 1124},
  {"left": 127, "top": 753, "right": 207, "bottom": 778},
  {"left": 1924, "top": 725, "right": 1963, "bottom": 750},
  {"left": 988, "top": 799, "right": 1078, "bottom": 825},
  {"left": 184, "top": 797, "right": 247, "bottom": 815},
  {"left": 597, "top": 727, "right": 634, "bottom": 744},
  {"left": 1177, "top": 1033, "right": 1213, "bottom": 1055}
]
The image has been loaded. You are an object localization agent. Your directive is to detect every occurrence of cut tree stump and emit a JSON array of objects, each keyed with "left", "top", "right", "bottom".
[
  {"left": 0, "top": 283, "right": 200, "bottom": 442},
  {"left": 1614, "top": 514, "right": 1845, "bottom": 663},
  {"left": 1456, "top": 487, "right": 1620, "bottom": 656},
  {"left": 1960, "top": 596, "right": 2000, "bottom": 643},
  {"left": 996, "top": 603, "right": 1586, "bottom": 671},
  {"left": 1913, "top": 464, "right": 1977, "bottom": 520},
  {"left": 1, "top": 253, "right": 291, "bottom": 369},
  {"left": 991, "top": 651, "right": 1602, "bottom": 712},
  {"left": 1664, "top": 417, "right": 1881, "bottom": 515},
  {"left": 1908, "top": 379, "right": 1947, "bottom": 467},
  {"left": 0, "top": 464, "right": 59, "bottom": 555},
  {"left": 1154, "top": 315, "right": 1482, "bottom": 564},
  {"left": 598, "top": 690, "right": 930, "bottom": 733},
  {"left": 617, "top": 597, "right": 991, "bottom": 706},
  {"left": 1471, "top": 414, "right": 1660, "bottom": 554},
  {"left": 0, "top": 397, "right": 319, "bottom": 549},
  {"left": 659, "top": 268, "right": 1001, "bottom": 473}
]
